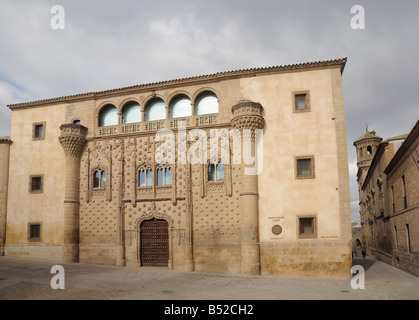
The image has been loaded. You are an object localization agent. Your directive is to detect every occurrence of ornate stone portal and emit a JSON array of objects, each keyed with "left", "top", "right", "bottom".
[
  {"left": 231, "top": 100, "right": 265, "bottom": 275},
  {"left": 59, "top": 124, "right": 88, "bottom": 262}
]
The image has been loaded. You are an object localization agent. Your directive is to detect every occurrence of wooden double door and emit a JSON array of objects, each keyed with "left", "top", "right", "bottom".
[{"left": 140, "top": 218, "right": 169, "bottom": 267}]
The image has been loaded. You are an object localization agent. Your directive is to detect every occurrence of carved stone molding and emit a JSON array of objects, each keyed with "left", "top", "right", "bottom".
[
  {"left": 134, "top": 202, "right": 174, "bottom": 229},
  {"left": 59, "top": 124, "right": 88, "bottom": 158}
]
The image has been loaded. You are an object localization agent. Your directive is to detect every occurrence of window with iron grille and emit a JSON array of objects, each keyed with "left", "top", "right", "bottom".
[
  {"left": 28, "top": 223, "right": 41, "bottom": 241},
  {"left": 296, "top": 156, "right": 315, "bottom": 179},
  {"left": 29, "top": 175, "right": 43, "bottom": 193},
  {"left": 293, "top": 91, "right": 310, "bottom": 112},
  {"left": 298, "top": 216, "right": 316, "bottom": 239}
]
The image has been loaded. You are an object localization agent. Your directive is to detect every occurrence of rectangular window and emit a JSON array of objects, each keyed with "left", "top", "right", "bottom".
[
  {"left": 293, "top": 91, "right": 310, "bottom": 113},
  {"left": 406, "top": 224, "right": 411, "bottom": 254},
  {"left": 146, "top": 170, "right": 153, "bottom": 187},
  {"left": 208, "top": 163, "right": 216, "bottom": 181},
  {"left": 157, "top": 168, "right": 172, "bottom": 186},
  {"left": 296, "top": 156, "right": 315, "bottom": 179},
  {"left": 32, "top": 122, "right": 46, "bottom": 140},
  {"left": 391, "top": 185, "right": 395, "bottom": 213},
  {"left": 28, "top": 223, "right": 41, "bottom": 241},
  {"left": 138, "top": 168, "right": 153, "bottom": 187},
  {"left": 139, "top": 171, "right": 146, "bottom": 187},
  {"left": 157, "top": 169, "right": 164, "bottom": 186},
  {"left": 165, "top": 168, "right": 172, "bottom": 185},
  {"left": 298, "top": 216, "right": 316, "bottom": 239},
  {"left": 208, "top": 163, "right": 224, "bottom": 182},
  {"left": 29, "top": 175, "right": 43, "bottom": 193},
  {"left": 394, "top": 226, "right": 398, "bottom": 251},
  {"left": 34, "top": 125, "right": 43, "bottom": 137},
  {"left": 402, "top": 175, "right": 407, "bottom": 209},
  {"left": 295, "top": 94, "right": 307, "bottom": 110}
]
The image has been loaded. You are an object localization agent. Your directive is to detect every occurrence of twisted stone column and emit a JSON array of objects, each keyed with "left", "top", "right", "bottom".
[
  {"left": 59, "top": 124, "right": 88, "bottom": 262},
  {"left": 231, "top": 100, "right": 265, "bottom": 275}
]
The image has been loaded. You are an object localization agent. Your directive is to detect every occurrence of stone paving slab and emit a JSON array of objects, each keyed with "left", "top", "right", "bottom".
[{"left": 0, "top": 256, "right": 418, "bottom": 300}]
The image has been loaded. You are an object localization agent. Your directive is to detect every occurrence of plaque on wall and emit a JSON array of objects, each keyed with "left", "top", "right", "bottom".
[{"left": 271, "top": 225, "right": 282, "bottom": 235}]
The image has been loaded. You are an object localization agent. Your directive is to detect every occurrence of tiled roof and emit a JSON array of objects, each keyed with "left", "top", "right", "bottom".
[
  {"left": 7, "top": 57, "right": 347, "bottom": 110},
  {"left": 353, "top": 130, "right": 383, "bottom": 144},
  {"left": 0, "top": 136, "right": 12, "bottom": 144}
]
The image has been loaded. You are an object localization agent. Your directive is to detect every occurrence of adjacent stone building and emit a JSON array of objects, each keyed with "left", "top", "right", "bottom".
[
  {"left": 354, "top": 120, "right": 419, "bottom": 276},
  {"left": 384, "top": 120, "right": 419, "bottom": 276},
  {"left": 0, "top": 58, "right": 352, "bottom": 278}
]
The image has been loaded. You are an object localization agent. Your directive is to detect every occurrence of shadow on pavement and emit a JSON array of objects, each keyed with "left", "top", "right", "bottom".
[{"left": 352, "top": 257, "right": 376, "bottom": 271}]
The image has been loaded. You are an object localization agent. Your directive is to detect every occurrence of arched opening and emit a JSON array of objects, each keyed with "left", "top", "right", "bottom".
[
  {"left": 145, "top": 98, "right": 166, "bottom": 121},
  {"left": 157, "top": 166, "right": 172, "bottom": 186},
  {"left": 208, "top": 162, "right": 224, "bottom": 181},
  {"left": 195, "top": 91, "right": 218, "bottom": 115},
  {"left": 122, "top": 101, "right": 141, "bottom": 124},
  {"left": 140, "top": 218, "right": 169, "bottom": 267},
  {"left": 169, "top": 95, "right": 192, "bottom": 118},
  {"left": 99, "top": 104, "right": 118, "bottom": 127},
  {"left": 93, "top": 170, "right": 106, "bottom": 188},
  {"left": 138, "top": 166, "right": 153, "bottom": 187},
  {"left": 367, "top": 145, "right": 372, "bottom": 155}
]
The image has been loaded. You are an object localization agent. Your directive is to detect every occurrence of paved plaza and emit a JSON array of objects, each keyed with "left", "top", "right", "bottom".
[{"left": 0, "top": 255, "right": 418, "bottom": 300}]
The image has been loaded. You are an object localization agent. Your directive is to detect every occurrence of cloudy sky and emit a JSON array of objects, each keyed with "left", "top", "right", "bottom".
[{"left": 0, "top": 0, "right": 418, "bottom": 221}]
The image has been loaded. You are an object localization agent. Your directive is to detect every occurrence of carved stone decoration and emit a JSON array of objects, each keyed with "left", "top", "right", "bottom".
[
  {"left": 134, "top": 202, "right": 174, "bottom": 228},
  {"left": 58, "top": 124, "right": 88, "bottom": 158},
  {"left": 85, "top": 148, "right": 90, "bottom": 203},
  {"left": 58, "top": 123, "right": 88, "bottom": 263},
  {"left": 230, "top": 100, "right": 265, "bottom": 276},
  {"left": 230, "top": 100, "right": 265, "bottom": 142},
  {"left": 106, "top": 145, "right": 112, "bottom": 202}
]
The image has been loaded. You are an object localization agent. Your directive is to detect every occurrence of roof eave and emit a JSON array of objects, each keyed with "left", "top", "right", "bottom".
[{"left": 7, "top": 57, "right": 347, "bottom": 110}]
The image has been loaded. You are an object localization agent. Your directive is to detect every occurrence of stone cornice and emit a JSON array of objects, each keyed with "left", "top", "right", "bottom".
[
  {"left": 0, "top": 137, "right": 12, "bottom": 144},
  {"left": 7, "top": 58, "right": 347, "bottom": 110}
]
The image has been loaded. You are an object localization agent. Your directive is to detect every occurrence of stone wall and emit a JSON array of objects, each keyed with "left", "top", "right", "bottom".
[{"left": 260, "top": 240, "right": 351, "bottom": 278}]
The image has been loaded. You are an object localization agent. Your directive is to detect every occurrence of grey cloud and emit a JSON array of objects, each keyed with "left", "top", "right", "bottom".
[{"left": 1, "top": 0, "right": 418, "bottom": 221}]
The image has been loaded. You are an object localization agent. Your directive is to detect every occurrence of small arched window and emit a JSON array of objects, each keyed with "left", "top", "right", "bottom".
[
  {"left": 139, "top": 165, "right": 153, "bottom": 187},
  {"left": 145, "top": 98, "right": 166, "bottom": 121},
  {"left": 122, "top": 101, "right": 141, "bottom": 124},
  {"left": 367, "top": 146, "right": 372, "bottom": 155},
  {"left": 157, "top": 165, "right": 172, "bottom": 186},
  {"left": 208, "top": 162, "right": 224, "bottom": 181},
  {"left": 93, "top": 170, "right": 106, "bottom": 188},
  {"left": 195, "top": 91, "right": 218, "bottom": 115},
  {"left": 169, "top": 95, "right": 192, "bottom": 118},
  {"left": 73, "top": 119, "right": 81, "bottom": 125},
  {"left": 99, "top": 104, "right": 118, "bottom": 127}
]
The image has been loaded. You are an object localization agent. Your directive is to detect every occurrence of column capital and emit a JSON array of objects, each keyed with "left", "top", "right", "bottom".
[
  {"left": 59, "top": 124, "right": 88, "bottom": 158},
  {"left": 231, "top": 100, "right": 265, "bottom": 141}
]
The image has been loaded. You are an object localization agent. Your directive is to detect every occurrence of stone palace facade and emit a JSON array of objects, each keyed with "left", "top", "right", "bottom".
[{"left": 0, "top": 58, "right": 352, "bottom": 278}]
